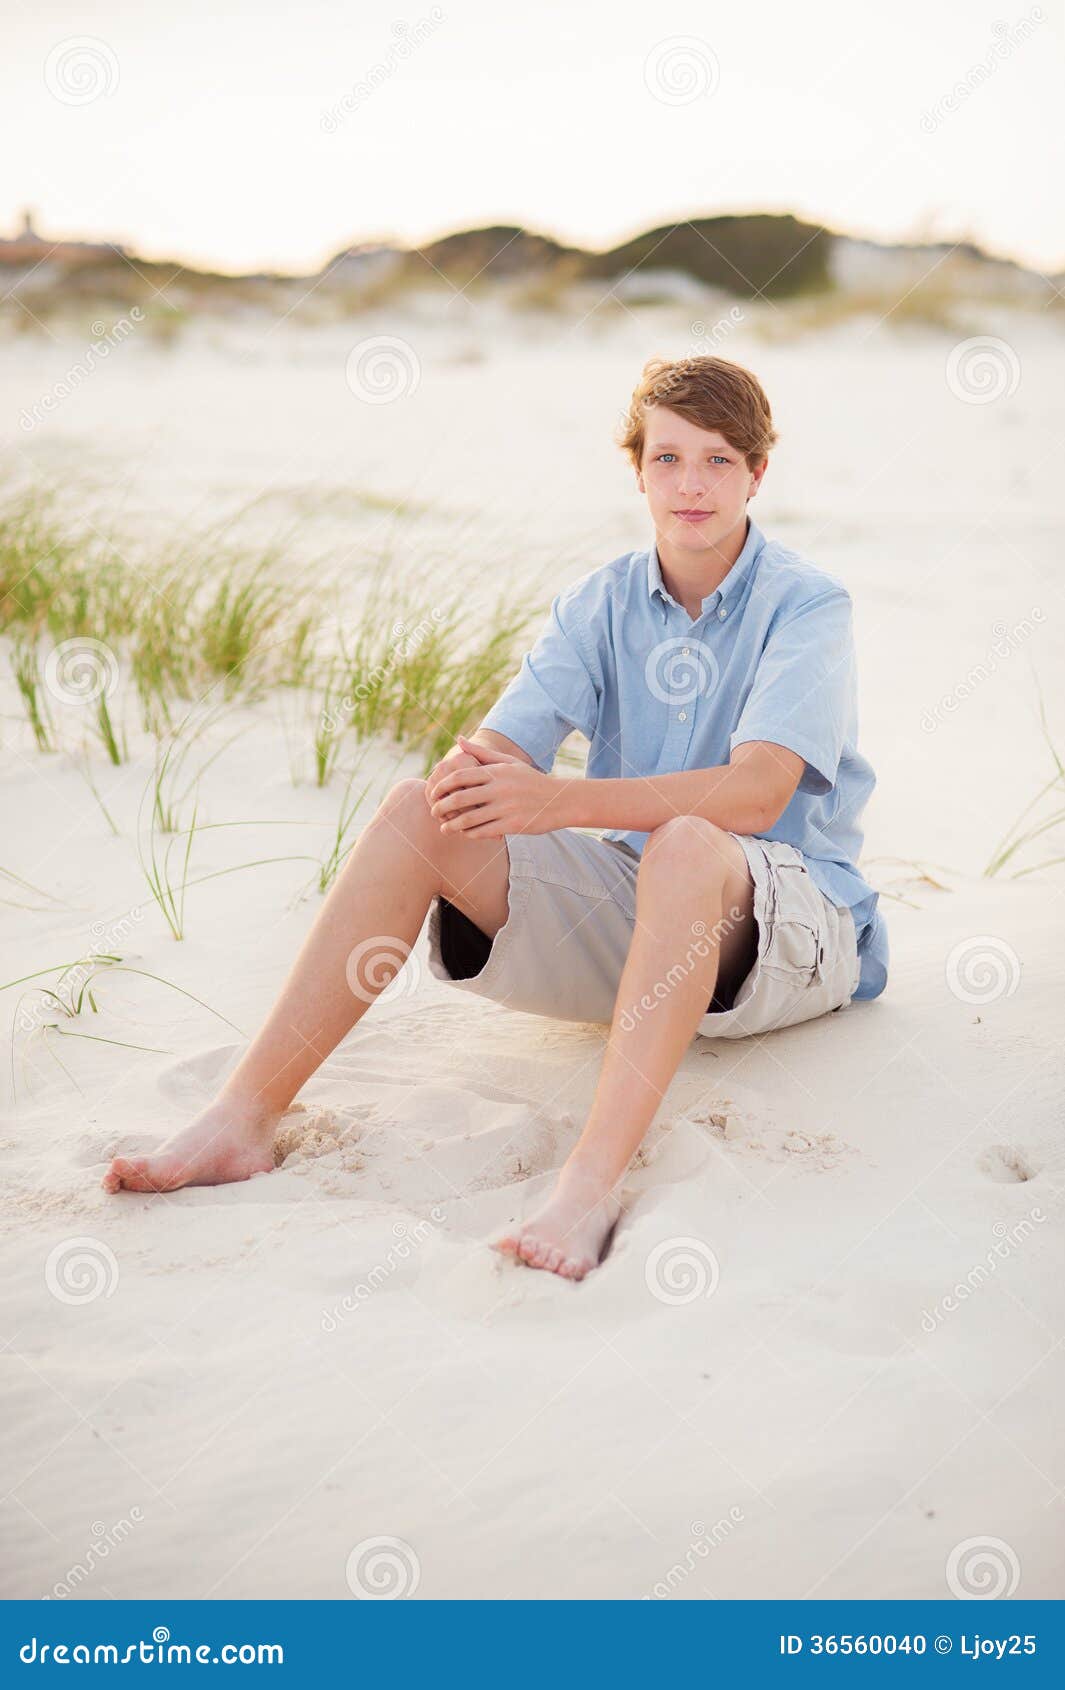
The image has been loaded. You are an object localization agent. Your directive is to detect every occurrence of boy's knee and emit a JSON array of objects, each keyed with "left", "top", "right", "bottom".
[
  {"left": 642, "top": 815, "right": 732, "bottom": 880},
  {"left": 379, "top": 776, "right": 429, "bottom": 813},
  {"left": 373, "top": 777, "right": 436, "bottom": 842}
]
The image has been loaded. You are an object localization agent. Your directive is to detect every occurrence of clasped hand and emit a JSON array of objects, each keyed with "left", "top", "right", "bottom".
[{"left": 424, "top": 735, "right": 560, "bottom": 840}]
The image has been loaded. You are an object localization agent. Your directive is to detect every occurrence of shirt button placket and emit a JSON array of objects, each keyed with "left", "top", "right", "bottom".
[{"left": 677, "top": 643, "right": 691, "bottom": 723}]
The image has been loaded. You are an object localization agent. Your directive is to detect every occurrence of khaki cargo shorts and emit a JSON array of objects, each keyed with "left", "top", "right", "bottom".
[{"left": 426, "top": 827, "right": 861, "bottom": 1041}]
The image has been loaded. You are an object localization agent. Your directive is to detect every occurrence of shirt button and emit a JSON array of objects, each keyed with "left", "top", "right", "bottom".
[
  {"left": 678, "top": 710, "right": 687, "bottom": 722},
  {"left": 681, "top": 647, "right": 690, "bottom": 656},
  {"left": 718, "top": 606, "right": 728, "bottom": 620}
]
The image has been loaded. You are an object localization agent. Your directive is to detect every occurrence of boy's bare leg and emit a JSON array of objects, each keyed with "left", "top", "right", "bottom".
[
  {"left": 102, "top": 779, "right": 511, "bottom": 1193},
  {"left": 495, "top": 818, "right": 756, "bottom": 1279}
]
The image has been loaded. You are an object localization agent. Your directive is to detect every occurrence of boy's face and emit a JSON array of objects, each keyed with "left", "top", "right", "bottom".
[{"left": 636, "top": 405, "right": 766, "bottom": 556}]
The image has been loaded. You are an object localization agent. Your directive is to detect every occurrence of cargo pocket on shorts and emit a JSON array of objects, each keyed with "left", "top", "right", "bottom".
[{"left": 760, "top": 843, "right": 827, "bottom": 987}]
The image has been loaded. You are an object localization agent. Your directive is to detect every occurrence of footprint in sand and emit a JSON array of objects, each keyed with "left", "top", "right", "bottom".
[
  {"left": 273, "top": 1105, "right": 366, "bottom": 1171},
  {"left": 980, "top": 1143, "right": 1037, "bottom": 1184}
]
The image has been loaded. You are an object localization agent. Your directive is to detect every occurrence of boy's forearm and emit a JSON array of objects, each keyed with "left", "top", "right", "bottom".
[
  {"left": 468, "top": 728, "right": 536, "bottom": 766},
  {"left": 552, "top": 766, "right": 767, "bottom": 836}
]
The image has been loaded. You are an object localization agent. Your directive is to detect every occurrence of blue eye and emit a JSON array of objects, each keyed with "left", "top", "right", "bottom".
[{"left": 655, "top": 453, "right": 730, "bottom": 465}]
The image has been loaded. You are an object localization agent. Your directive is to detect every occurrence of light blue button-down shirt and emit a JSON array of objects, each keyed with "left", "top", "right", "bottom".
[{"left": 479, "top": 514, "right": 888, "bottom": 1000}]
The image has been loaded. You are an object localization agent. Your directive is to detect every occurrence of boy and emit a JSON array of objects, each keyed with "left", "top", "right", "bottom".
[{"left": 104, "top": 355, "right": 887, "bottom": 1284}]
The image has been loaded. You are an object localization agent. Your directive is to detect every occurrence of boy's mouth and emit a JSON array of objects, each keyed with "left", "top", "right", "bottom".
[{"left": 673, "top": 509, "right": 714, "bottom": 523}]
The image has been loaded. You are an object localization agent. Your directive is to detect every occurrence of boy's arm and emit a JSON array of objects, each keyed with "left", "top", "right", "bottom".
[
  {"left": 554, "top": 586, "right": 853, "bottom": 835},
  {"left": 425, "top": 726, "right": 536, "bottom": 811},
  {"left": 431, "top": 586, "right": 853, "bottom": 841},
  {"left": 464, "top": 728, "right": 537, "bottom": 766},
  {"left": 472, "top": 586, "right": 600, "bottom": 773},
  {"left": 550, "top": 741, "right": 804, "bottom": 836}
]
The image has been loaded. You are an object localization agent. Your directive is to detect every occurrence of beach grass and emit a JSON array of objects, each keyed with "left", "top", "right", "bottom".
[
  {"left": 984, "top": 684, "right": 1065, "bottom": 878},
  {"left": 1, "top": 485, "right": 540, "bottom": 782}
]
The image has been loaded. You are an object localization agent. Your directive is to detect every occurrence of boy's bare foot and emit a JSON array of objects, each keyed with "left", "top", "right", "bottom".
[
  {"left": 493, "top": 1165, "right": 623, "bottom": 1281},
  {"left": 102, "top": 1097, "right": 279, "bottom": 1194}
]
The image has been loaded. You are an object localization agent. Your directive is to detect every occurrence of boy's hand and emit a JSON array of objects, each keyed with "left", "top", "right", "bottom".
[
  {"left": 425, "top": 742, "right": 479, "bottom": 807},
  {"left": 425, "top": 735, "right": 525, "bottom": 806},
  {"left": 428, "top": 734, "right": 561, "bottom": 839}
]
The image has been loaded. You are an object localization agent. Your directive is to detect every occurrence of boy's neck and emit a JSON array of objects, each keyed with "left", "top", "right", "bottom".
[{"left": 655, "top": 512, "right": 751, "bottom": 618}]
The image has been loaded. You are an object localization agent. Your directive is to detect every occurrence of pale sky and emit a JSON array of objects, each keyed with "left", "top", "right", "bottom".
[{"left": 4, "top": 0, "right": 1063, "bottom": 276}]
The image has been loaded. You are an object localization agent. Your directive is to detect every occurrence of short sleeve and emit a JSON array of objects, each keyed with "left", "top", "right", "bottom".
[
  {"left": 478, "top": 587, "right": 601, "bottom": 773},
  {"left": 729, "top": 590, "right": 853, "bottom": 796}
]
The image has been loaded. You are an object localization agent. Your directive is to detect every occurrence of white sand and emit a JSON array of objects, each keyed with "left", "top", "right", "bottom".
[{"left": 2, "top": 300, "right": 1063, "bottom": 1598}]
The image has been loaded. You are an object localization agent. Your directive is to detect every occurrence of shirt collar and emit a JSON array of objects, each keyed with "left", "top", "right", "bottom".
[{"left": 645, "top": 514, "right": 765, "bottom": 618}]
